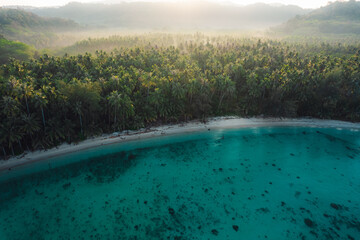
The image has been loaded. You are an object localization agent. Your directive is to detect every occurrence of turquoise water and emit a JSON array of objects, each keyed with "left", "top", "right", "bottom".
[{"left": 0, "top": 127, "right": 360, "bottom": 240}]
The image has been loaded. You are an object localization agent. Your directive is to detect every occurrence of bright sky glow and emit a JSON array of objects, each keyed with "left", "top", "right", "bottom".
[{"left": 0, "top": 0, "right": 349, "bottom": 9}]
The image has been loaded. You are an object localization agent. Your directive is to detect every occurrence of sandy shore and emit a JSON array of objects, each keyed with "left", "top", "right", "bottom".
[{"left": 1, "top": 117, "right": 359, "bottom": 172}]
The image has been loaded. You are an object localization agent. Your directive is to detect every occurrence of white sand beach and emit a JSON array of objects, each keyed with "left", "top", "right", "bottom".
[{"left": 1, "top": 117, "right": 359, "bottom": 172}]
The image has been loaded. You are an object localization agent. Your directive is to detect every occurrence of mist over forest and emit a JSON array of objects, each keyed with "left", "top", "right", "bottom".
[
  {"left": 29, "top": 1, "right": 309, "bottom": 30},
  {"left": 1, "top": 0, "right": 360, "bottom": 157},
  {"left": 1, "top": 2, "right": 360, "bottom": 240},
  {"left": 1, "top": 1, "right": 359, "bottom": 51}
]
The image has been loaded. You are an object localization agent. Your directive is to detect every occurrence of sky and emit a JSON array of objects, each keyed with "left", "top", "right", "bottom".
[{"left": 0, "top": 0, "right": 342, "bottom": 9}]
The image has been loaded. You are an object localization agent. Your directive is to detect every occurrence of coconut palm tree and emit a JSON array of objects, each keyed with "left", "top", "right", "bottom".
[
  {"left": 107, "top": 91, "right": 135, "bottom": 130},
  {"left": 33, "top": 91, "right": 48, "bottom": 128},
  {"left": 118, "top": 94, "right": 135, "bottom": 129},
  {"left": 45, "top": 118, "right": 65, "bottom": 145},
  {"left": 63, "top": 119, "right": 76, "bottom": 143},
  {"left": 0, "top": 120, "right": 23, "bottom": 156},
  {"left": 21, "top": 82, "right": 34, "bottom": 116},
  {"left": 74, "top": 101, "right": 83, "bottom": 134},
  {"left": 0, "top": 123, "right": 7, "bottom": 158},
  {"left": 214, "top": 75, "right": 236, "bottom": 113},
  {"left": 107, "top": 91, "right": 122, "bottom": 125},
  {"left": 1, "top": 96, "right": 20, "bottom": 117},
  {"left": 20, "top": 113, "right": 41, "bottom": 143}
]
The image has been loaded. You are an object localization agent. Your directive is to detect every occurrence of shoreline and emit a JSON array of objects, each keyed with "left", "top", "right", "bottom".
[{"left": 1, "top": 117, "right": 360, "bottom": 172}]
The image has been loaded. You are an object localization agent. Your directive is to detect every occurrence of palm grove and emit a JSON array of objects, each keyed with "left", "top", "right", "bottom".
[{"left": 1, "top": 36, "right": 360, "bottom": 157}]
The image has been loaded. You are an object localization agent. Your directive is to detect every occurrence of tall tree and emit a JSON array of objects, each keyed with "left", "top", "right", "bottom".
[{"left": 33, "top": 91, "right": 48, "bottom": 128}]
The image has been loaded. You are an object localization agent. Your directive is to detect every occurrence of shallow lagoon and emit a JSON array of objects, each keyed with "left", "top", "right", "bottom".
[{"left": 0, "top": 127, "right": 360, "bottom": 240}]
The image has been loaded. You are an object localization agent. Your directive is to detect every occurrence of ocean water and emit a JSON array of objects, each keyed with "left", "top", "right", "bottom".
[{"left": 0, "top": 127, "right": 359, "bottom": 240}]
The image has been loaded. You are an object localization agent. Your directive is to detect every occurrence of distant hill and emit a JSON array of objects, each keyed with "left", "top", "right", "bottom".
[
  {"left": 29, "top": 1, "right": 310, "bottom": 30},
  {"left": 0, "top": 8, "right": 80, "bottom": 48},
  {"left": 274, "top": 0, "right": 360, "bottom": 36},
  {"left": 0, "top": 35, "right": 34, "bottom": 64}
]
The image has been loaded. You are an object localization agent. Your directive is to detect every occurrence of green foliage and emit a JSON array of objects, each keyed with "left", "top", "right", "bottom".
[
  {"left": 0, "top": 8, "right": 79, "bottom": 48},
  {"left": 273, "top": 1, "right": 360, "bottom": 36},
  {"left": 0, "top": 36, "right": 34, "bottom": 64},
  {"left": 1, "top": 34, "right": 360, "bottom": 158}
]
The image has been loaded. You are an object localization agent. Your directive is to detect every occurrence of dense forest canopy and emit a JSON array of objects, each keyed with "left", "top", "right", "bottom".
[
  {"left": 1, "top": 1, "right": 360, "bottom": 158},
  {"left": 1, "top": 34, "right": 360, "bottom": 158}
]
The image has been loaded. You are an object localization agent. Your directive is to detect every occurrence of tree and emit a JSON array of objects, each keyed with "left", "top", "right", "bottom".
[
  {"left": 1, "top": 96, "right": 20, "bottom": 117},
  {"left": 33, "top": 90, "right": 48, "bottom": 128},
  {"left": 1, "top": 35, "right": 360, "bottom": 158},
  {"left": 20, "top": 82, "right": 34, "bottom": 115},
  {"left": 20, "top": 113, "right": 41, "bottom": 143},
  {"left": 59, "top": 79, "right": 101, "bottom": 135},
  {"left": 107, "top": 91, "right": 135, "bottom": 130},
  {"left": 74, "top": 101, "right": 83, "bottom": 134},
  {"left": 0, "top": 119, "right": 23, "bottom": 156},
  {"left": 212, "top": 75, "right": 236, "bottom": 113}
]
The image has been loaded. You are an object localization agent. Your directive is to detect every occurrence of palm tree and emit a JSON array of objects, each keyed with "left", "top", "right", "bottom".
[
  {"left": 74, "top": 101, "right": 83, "bottom": 134},
  {"left": 21, "top": 82, "right": 34, "bottom": 116},
  {"left": 45, "top": 118, "right": 65, "bottom": 146},
  {"left": 0, "top": 123, "right": 7, "bottom": 158},
  {"left": 214, "top": 75, "right": 235, "bottom": 113},
  {"left": 107, "top": 91, "right": 122, "bottom": 125},
  {"left": 33, "top": 91, "right": 48, "bottom": 128},
  {"left": 118, "top": 94, "right": 135, "bottom": 129},
  {"left": 1, "top": 96, "right": 20, "bottom": 117},
  {"left": 184, "top": 78, "right": 198, "bottom": 121},
  {"left": 20, "top": 113, "right": 41, "bottom": 143},
  {"left": 153, "top": 88, "right": 172, "bottom": 121},
  {"left": 0, "top": 95, "right": 23, "bottom": 155},
  {"left": 107, "top": 91, "right": 135, "bottom": 130},
  {"left": 0, "top": 120, "right": 23, "bottom": 156},
  {"left": 63, "top": 119, "right": 76, "bottom": 143}
]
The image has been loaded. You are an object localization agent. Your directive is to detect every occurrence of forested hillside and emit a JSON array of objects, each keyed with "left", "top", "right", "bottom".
[
  {"left": 1, "top": 35, "right": 360, "bottom": 157},
  {"left": 30, "top": 2, "right": 309, "bottom": 30},
  {"left": 0, "top": 8, "right": 80, "bottom": 48},
  {"left": 0, "top": 35, "right": 34, "bottom": 64},
  {"left": 274, "top": 1, "right": 360, "bottom": 36}
]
